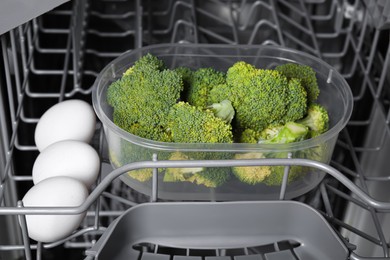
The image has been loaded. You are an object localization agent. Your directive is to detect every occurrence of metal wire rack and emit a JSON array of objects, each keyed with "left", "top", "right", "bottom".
[{"left": 0, "top": 0, "right": 390, "bottom": 259}]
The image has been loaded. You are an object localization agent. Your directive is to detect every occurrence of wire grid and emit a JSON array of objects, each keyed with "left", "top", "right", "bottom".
[{"left": 0, "top": 0, "right": 389, "bottom": 259}]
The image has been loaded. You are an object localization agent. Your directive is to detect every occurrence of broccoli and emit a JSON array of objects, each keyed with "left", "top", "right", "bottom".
[
  {"left": 238, "top": 122, "right": 307, "bottom": 145},
  {"left": 231, "top": 68, "right": 289, "bottom": 131},
  {"left": 164, "top": 102, "right": 233, "bottom": 187},
  {"left": 265, "top": 122, "right": 309, "bottom": 144},
  {"left": 123, "top": 53, "right": 165, "bottom": 76},
  {"left": 226, "top": 61, "right": 258, "bottom": 90},
  {"left": 232, "top": 153, "right": 272, "bottom": 184},
  {"left": 275, "top": 63, "right": 319, "bottom": 103},
  {"left": 164, "top": 151, "right": 231, "bottom": 188},
  {"left": 167, "top": 102, "right": 233, "bottom": 144},
  {"left": 297, "top": 103, "right": 329, "bottom": 137},
  {"left": 282, "top": 78, "right": 307, "bottom": 123},
  {"left": 109, "top": 139, "right": 164, "bottom": 182},
  {"left": 105, "top": 54, "right": 329, "bottom": 188},
  {"left": 163, "top": 152, "right": 204, "bottom": 182},
  {"left": 186, "top": 68, "right": 226, "bottom": 108},
  {"left": 233, "top": 122, "right": 309, "bottom": 185},
  {"left": 232, "top": 152, "right": 305, "bottom": 186},
  {"left": 107, "top": 54, "right": 183, "bottom": 141},
  {"left": 210, "top": 61, "right": 306, "bottom": 132},
  {"left": 262, "top": 164, "right": 305, "bottom": 186},
  {"left": 207, "top": 83, "right": 235, "bottom": 105}
]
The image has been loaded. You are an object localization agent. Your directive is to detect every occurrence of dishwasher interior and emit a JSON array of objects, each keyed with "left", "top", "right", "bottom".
[{"left": 1, "top": 0, "right": 390, "bottom": 259}]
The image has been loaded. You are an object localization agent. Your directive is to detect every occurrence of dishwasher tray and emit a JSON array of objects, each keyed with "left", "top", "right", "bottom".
[{"left": 85, "top": 201, "right": 348, "bottom": 260}]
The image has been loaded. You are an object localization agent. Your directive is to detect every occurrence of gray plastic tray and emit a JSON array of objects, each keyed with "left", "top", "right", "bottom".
[{"left": 86, "top": 201, "right": 348, "bottom": 260}]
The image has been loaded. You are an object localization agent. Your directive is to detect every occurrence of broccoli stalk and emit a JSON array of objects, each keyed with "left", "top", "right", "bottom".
[{"left": 207, "top": 100, "right": 235, "bottom": 124}]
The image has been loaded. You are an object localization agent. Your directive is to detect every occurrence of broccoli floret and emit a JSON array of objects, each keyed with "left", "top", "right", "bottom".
[
  {"left": 207, "top": 83, "right": 235, "bottom": 105},
  {"left": 232, "top": 68, "right": 289, "bottom": 131},
  {"left": 238, "top": 128, "right": 262, "bottom": 144},
  {"left": 188, "top": 167, "right": 231, "bottom": 187},
  {"left": 213, "top": 62, "right": 290, "bottom": 131},
  {"left": 107, "top": 54, "right": 183, "bottom": 141},
  {"left": 165, "top": 102, "right": 232, "bottom": 187},
  {"left": 109, "top": 139, "right": 166, "bottom": 183},
  {"left": 207, "top": 100, "right": 235, "bottom": 124},
  {"left": 123, "top": 53, "right": 166, "bottom": 76},
  {"left": 226, "top": 61, "right": 258, "bottom": 90},
  {"left": 266, "top": 122, "right": 308, "bottom": 144},
  {"left": 281, "top": 78, "right": 307, "bottom": 123},
  {"left": 164, "top": 152, "right": 204, "bottom": 182},
  {"left": 239, "top": 122, "right": 307, "bottom": 145},
  {"left": 275, "top": 63, "right": 319, "bottom": 103},
  {"left": 167, "top": 102, "right": 233, "bottom": 144},
  {"left": 233, "top": 122, "right": 308, "bottom": 185},
  {"left": 297, "top": 103, "right": 329, "bottom": 137},
  {"left": 186, "top": 68, "right": 226, "bottom": 108},
  {"left": 164, "top": 151, "right": 231, "bottom": 188},
  {"left": 263, "top": 164, "right": 305, "bottom": 186},
  {"left": 232, "top": 153, "right": 272, "bottom": 184}
]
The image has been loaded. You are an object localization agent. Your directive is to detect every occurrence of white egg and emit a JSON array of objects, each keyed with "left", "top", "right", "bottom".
[
  {"left": 22, "top": 177, "right": 88, "bottom": 243},
  {"left": 32, "top": 140, "right": 100, "bottom": 188},
  {"left": 35, "top": 100, "right": 96, "bottom": 152}
]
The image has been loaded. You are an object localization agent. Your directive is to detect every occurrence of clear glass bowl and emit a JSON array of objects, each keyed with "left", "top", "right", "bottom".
[{"left": 92, "top": 44, "right": 353, "bottom": 200}]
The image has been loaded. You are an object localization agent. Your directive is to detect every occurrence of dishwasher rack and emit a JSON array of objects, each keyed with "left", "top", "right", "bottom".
[{"left": 1, "top": 0, "right": 390, "bottom": 259}]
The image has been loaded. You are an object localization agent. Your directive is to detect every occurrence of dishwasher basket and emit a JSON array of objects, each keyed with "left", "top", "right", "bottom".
[
  {"left": 1, "top": 0, "right": 390, "bottom": 259},
  {"left": 85, "top": 201, "right": 349, "bottom": 260}
]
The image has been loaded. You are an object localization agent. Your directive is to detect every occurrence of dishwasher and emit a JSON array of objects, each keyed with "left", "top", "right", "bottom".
[{"left": 1, "top": 0, "right": 390, "bottom": 259}]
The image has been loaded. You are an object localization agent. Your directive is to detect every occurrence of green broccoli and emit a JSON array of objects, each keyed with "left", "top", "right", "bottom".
[
  {"left": 275, "top": 63, "right": 319, "bottom": 103},
  {"left": 109, "top": 139, "right": 165, "bottom": 182},
  {"left": 232, "top": 153, "right": 272, "bottom": 184},
  {"left": 233, "top": 122, "right": 309, "bottom": 185},
  {"left": 186, "top": 68, "right": 226, "bottom": 108},
  {"left": 209, "top": 62, "right": 311, "bottom": 132},
  {"left": 164, "top": 102, "right": 233, "bottom": 187},
  {"left": 282, "top": 78, "right": 307, "bottom": 123},
  {"left": 105, "top": 55, "right": 328, "bottom": 188},
  {"left": 262, "top": 164, "right": 305, "bottom": 186},
  {"left": 163, "top": 152, "right": 204, "bottom": 182},
  {"left": 107, "top": 54, "right": 183, "bottom": 141},
  {"left": 167, "top": 102, "right": 233, "bottom": 144},
  {"left": 238, "top": 122, "right": 307, "bottom": 145},
  {"left": 297, "top": 103, "right": 329, "bottom": 137},
  {"left": 265, "top": 122, "right": 309, "bottom": 144},
  {"left": 232, "top": 151, "right": 306, "bottom": 186},
  {"left": 231, "top": 68, "right": 289, "bottom": 131},
  {"left": 225, "top": 61, "right": 258, "bottom": 90},
  {"left": 123, "top": 53, "right": 165, "bottom": 76},
  {"left": 164, "top": 150, "right": 231, "bottom": 188},
  {"left": 107, "top": 54, "right": 183, "bottom": 182},
  {"left": 207, "top": 83, "right": 235, "bottom": 105}
]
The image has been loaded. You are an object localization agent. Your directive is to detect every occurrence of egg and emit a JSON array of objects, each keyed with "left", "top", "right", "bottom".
[
  {"left": 22, "top": 177, "right": 88, "bottom": 243},
  {"left": 34, "top": 100, "right": 96, "bottom": 152},
  {"left": 32, "top": 140, "right": 100, "bottom": 188}
]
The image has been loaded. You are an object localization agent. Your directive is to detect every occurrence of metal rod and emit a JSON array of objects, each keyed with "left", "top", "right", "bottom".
[
  {"left": 2, "top": 158, "right": 390, "bottom": 215},
  {"left": 17, "top": 201, "right": 32, "bottom": 260},
  {"left": 279, "top": 153, "right": 292, "bottom": 200},
  {"left": 151, "top": 153, "right": 158, "bottom": 202}
]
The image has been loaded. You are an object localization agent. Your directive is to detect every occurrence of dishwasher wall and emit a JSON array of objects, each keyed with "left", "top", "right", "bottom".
[{"left": 1, "top": 0, "right": 390, "bottom": 259}]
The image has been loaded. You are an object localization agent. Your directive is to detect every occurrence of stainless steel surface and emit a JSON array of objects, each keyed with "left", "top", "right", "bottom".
[
  {"left": 0, "top": 0, "right": 70, "bottom": 35},
  {"left": 0, "top": 0, "right": 389, "bottom": 259}
]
